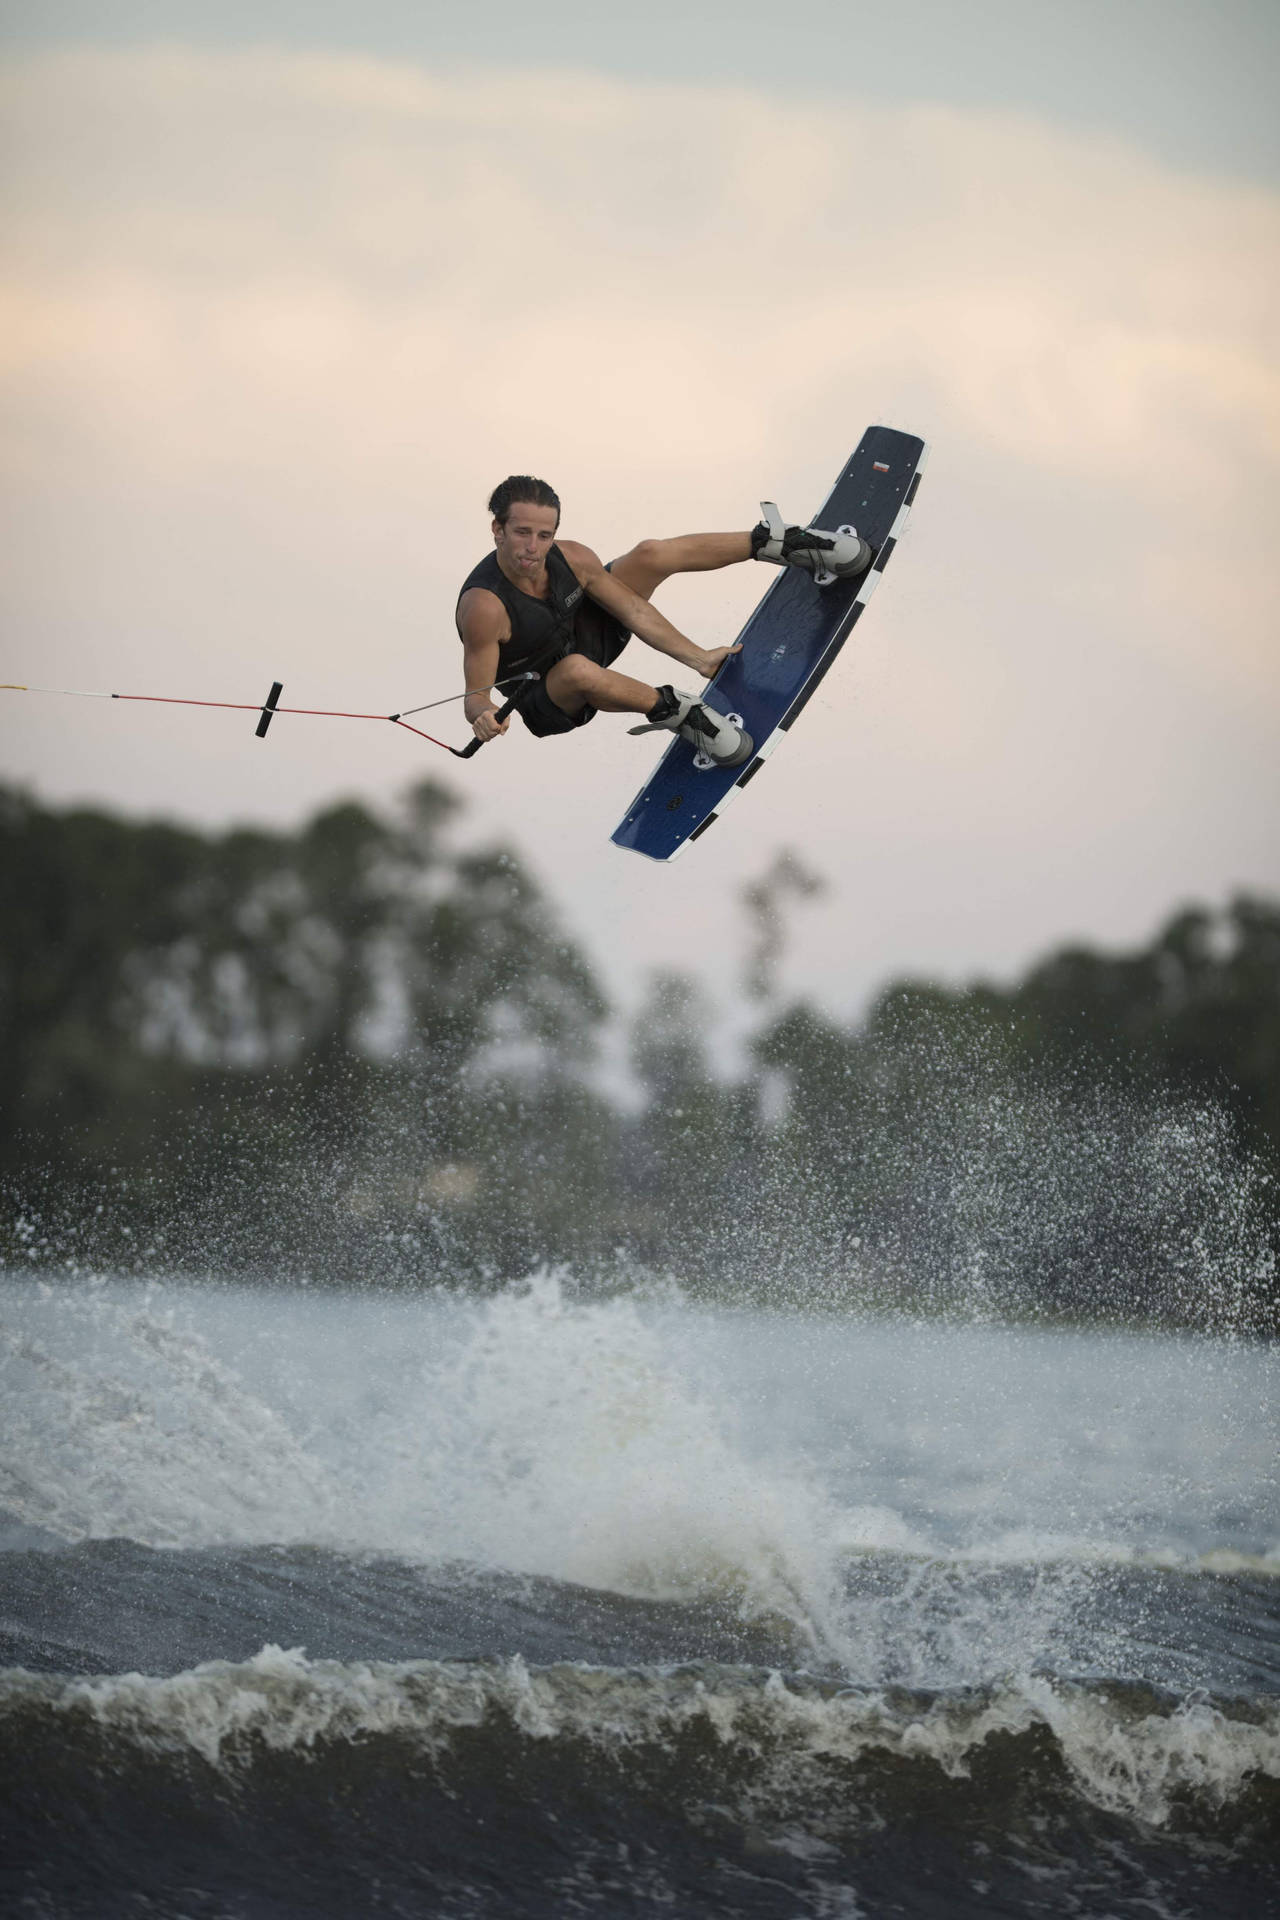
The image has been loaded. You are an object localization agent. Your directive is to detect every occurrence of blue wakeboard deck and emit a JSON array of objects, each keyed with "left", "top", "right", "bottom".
[{"left": 610, "top": 425, "right": 927, "bottom": 861}]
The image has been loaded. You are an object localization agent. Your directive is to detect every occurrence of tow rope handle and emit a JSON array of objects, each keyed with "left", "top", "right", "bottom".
[
  {"left": 1, "top": 671, "right": 538, "bottom": 758},
  {"left": 255, "top": 681, "right": 284, "bottom": 738},
  {"left": 453, "top": 695, "right": 518, "bottom": 759},
  {"left": 248, "top": 674, "right": 513, "bottom": 756}
]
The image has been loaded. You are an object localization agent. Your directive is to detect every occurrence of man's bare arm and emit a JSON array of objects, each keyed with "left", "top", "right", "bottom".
[
  {"left": 558, "top": 541, "right": 740, "bottom": 680},
  {"left": 457, "top": 588, "right": 511, "bottom": 742}
]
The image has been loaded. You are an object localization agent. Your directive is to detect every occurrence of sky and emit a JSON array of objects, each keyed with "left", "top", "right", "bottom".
[{"left": 2, "top": 2, "right": 1278, "bottom": 1024}]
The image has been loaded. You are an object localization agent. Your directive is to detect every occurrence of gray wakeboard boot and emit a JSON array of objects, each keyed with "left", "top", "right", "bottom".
[
  {"left": 751, "top": 502, "right": 872, "bottom": 587},
  {"left": 628, "top": 685, "right": 754, "bottom": 768}
]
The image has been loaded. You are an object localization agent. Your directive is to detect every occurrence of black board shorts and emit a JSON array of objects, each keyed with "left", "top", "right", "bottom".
[{"left": 512, "top": 570, "right": 631, "bottom": 738}]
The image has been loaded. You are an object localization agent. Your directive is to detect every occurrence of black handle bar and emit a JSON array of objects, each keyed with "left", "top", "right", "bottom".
[{"left": 453, "top": 695, "right": 518, "bottom": 758}]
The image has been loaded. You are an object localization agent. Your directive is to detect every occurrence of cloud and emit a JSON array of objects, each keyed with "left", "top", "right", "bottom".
[
  {"left": 5, "top": 53, "right": 1277, "bottom": 463},
  {"left": 1, "top": 47, "right": 1277, "bottom": 1006}
]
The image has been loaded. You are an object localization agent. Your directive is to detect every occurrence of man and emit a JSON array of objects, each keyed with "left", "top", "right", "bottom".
[{"left": 456, "top": 476, "right": 872, "bottom": 767}]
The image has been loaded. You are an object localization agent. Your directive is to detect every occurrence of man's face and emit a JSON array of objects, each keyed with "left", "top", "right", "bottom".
[{"left": 494, "top": 502, "right": 559, "bottom": 579}]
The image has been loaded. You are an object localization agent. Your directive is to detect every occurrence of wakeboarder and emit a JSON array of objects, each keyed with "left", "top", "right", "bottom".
[{"left": 456, "top": 477, "right": 872, "bottom": 768}]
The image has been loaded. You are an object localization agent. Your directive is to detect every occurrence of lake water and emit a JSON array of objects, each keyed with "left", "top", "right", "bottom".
[{"left": 2, "top": 1272, "right": 1277, "bottom": 1916}]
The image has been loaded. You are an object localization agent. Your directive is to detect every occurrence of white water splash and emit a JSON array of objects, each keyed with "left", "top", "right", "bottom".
[
  {"left": 366, "top": 1273, "right": 862, "bottom": 1654},
  {"left": 0, "top": 1281, "right": 337, "bottom": 1547},
  {"left": 2, "top": 1271, "right": 1275, "bottom": 1683}
]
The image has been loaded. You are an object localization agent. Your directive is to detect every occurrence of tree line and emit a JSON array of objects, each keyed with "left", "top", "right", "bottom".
[{"left": 1, "top": 781, "right": 1275, "bottom": 1330}]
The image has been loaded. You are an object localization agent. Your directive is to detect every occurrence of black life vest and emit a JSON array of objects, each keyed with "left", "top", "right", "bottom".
[{"left": 455, "top": 545, "right": 587, "bottom": 676}]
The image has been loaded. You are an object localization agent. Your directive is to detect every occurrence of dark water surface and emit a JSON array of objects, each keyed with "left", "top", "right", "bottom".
[{"left": 2, "top": 1275, "right": 1277, "bottom": 1916}]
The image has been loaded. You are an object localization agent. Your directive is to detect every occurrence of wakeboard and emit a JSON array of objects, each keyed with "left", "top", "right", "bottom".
[{"left": 610, "top": 425, "right": 927, "bottom": 861}]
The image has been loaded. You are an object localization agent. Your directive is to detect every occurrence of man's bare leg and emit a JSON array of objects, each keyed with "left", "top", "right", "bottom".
[
  {"left": 544, "top": 653, "right": 658, "bottom": 718},
  {"left": 545, "top": 630, "right": 754, "bottom": 767},
  {"left": 545, "top": 655, "right": 752, "bottom": 766},
  {"left": 541, "top": 532, "right": 757, "bottom": 723},
  {"left": 607, "top": 533, "right": 753, "bottom": 603}
]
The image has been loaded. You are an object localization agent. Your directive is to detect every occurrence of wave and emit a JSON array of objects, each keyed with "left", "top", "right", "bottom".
[
  {"left": 5, "top": 1649, "right": 1276, "bottom": 1826},
  {"left": 842, "top": 1537, "right": 1280, "bottom": 1579},
  {"left": 4, "top": 1652, "right": 1278, "bottom": 1920},
  {"left": 4, "top": 1533, "right": 1278, "bottom": 1712}
]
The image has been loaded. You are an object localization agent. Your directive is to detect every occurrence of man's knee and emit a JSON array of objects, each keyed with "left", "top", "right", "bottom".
[
  {"left": 628, "top": 537, "right": 667, "bottom": 576},
  {"left": 546, "top": 652, "right": 601, "bottom": 709},
  {"left": 607, "top": 537, "right": 670, "bottom": 601},
  {"left": 553, "top": 652, "right": 600, "bottom": 692}
]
